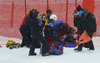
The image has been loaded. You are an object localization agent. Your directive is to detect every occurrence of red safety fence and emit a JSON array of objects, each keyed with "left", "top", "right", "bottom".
[{"left": 0, "top": 0, "right": 100, "bottom": 39}]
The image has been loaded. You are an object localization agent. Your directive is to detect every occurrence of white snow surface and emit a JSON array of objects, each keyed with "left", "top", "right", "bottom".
[{"left": 0, "top": 36, "right": 100, "bottom": 63}]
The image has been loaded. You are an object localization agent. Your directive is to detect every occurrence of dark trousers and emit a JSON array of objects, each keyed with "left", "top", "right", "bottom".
[
  {"left": 78, "top": 33, "right": 95, "bottom": 50},
  {"left": 20, "top": 29, "right": 32, "bottom": 47},
  {"left": 29, "top": 35, "right": 49, "bottom": 54}
]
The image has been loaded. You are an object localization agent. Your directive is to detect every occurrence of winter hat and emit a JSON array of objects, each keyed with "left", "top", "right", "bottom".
[
  {"left": 83, "top": 9, "right": 90, "bottom": 14},
  {"left": 29, "top": 9, "right": 39, "bottom": 17},
  {"left": 76, "top": 5, "right": 82, "bottom": 11},
  {"left": 79, "top": 11, "right": 83, "bottom": 17},
  {"left": 72, "top": 10, "right": 79, "bottom": 16}
]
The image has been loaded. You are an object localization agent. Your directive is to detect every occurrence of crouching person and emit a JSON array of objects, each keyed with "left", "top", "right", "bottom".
[
  {"left": 44, "top": 14, "right": 64, "bottom": 55},
  {"left": 45, "top": 14, "right": 62, "bottom": 42},
  {"left": 27, "top": 9, "right": 49, "bottom": 56}
]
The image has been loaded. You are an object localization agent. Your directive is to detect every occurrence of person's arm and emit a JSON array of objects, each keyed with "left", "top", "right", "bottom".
[
  {"left": 39, "top": 14, "right": 43, "bottom": 19},
  {"left": 74, "top": 18, "right": 78, "bottom": 27},
  {"left": 35, "top": 20, "right": 43, "bottom": 31},
  {"left": 29, "top": 19, "right": 42, "bottom": 32},
  {"left": 41, "top": 20, "right": 46, "bottom": 29},
  {"left": 80, "top": 18, "right": 87, "bottom": 35}
]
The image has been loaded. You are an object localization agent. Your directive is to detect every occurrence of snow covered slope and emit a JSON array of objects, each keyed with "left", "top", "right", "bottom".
[{"left": 0, "top": 36, "right": 100, "bottom": 63}]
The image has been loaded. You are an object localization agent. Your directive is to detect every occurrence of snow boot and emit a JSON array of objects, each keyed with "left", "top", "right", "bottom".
[
  {"left": 74, "top": 48, "right": 82, "bottom": 52},
  {"left": 29, "top": 53, "right": 37, "bottom": 56},
  {"left": 42, "top": 53, "right": 49, "bottom": 56}
]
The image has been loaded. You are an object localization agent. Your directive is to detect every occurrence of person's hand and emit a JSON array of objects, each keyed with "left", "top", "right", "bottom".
[
  {"left": 42, "top": 18, "right": 46, "bottom": 21},
  {"left": 74, "top": 27, "right": 77, "bottom": 32},
  {"left": 42, "top": 16, "right": 46, "bottom": 21},
  {"left": 75, "top": 42, "right": 79, "bottom": 46},
  {"left": 84, "top": 31, "right": 87, "bottom": 34}
]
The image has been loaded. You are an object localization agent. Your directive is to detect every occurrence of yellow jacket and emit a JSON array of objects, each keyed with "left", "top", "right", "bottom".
[{"left": 39, "top": 12, "right": 49, "bottom": 25}]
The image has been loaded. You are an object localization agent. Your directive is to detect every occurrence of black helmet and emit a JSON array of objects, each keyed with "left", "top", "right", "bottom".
[{"left": 29, "top": 9, "right": 39, "bottom": 17}]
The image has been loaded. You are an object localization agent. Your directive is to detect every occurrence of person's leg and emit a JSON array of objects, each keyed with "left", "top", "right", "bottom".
[
  {"left": 20, "top": 32, "right": 29, "bottom": 47},
  {"left": 29, "top": 39, "right": 38, "bottom": 56},
  {"left": 88, "top": 41, "right": 95, "bottom": 50},
  {"left": 88, "top": 33, "right": 95, "bottom": 50},
  {"left": 74, "top": 44, "right": 83, "bottom": 51},
  {"left": 19, "top": 25, "right": 30, "bottom": 47},
  {"left": 78, "top": 44, "right": 83, "bottom": 50},
  {"left": 84, "top": 42, "right": 90, "bottom": 48},
  {"left": 25, "top": 32, "right": 32, "bottom": 47},
  {"left": 38, "top": 36, "right": 49, "bottom": 55}
]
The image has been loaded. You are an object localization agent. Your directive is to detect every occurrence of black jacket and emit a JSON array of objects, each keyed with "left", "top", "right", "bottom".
[
  {"left": 19, "top": 15, "right": 31, "bottom": 33},
  {"left": 44, "top": 25, "right": 63, "bottom": 42},
  {"left": 74, "top": 14, "right": 87, "bottom": 33},
  {"left": 79, "top": 14, "right": 88, "bottom": 35},
  {"left": 27, "top": 17, "right": 45, "bottom": 39},
  {"left": 74, "top": 14, "right": 88, "bottom": 35},
  {"left": 86, "top": 12, "right": 96, "bottom": 33},
  {"left": 74, "top": 17, "right": 81, "bottom": 30}
]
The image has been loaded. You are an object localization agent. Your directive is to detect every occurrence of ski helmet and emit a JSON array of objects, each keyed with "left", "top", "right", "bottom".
[
  {"left": 29, "top": 9, "right": 39, "bottom": 18},
  {"left": 50, "top": 14, "right": 57, "bottom": 21}
]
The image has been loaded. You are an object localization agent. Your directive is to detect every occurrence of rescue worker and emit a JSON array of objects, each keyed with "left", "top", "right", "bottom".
[
  {"left": 73, "top": 10, "right": 88, "bottom": 51},
  {"left": 39, "top": 9, "right": 52, "bottom": 25},
  {"left": 44, "top": 14, "right": 63, "bottom": 43},
  {"left": 27, "top": 9, "right": 49, "bottom": 56},
  {"left": 73, "top": 10, "right": 81, "bottom": 40},
  {"left": 19, "top": 13, "right": 32, "bottom": 47},
  {"left": 83, "top": 9, "right": 96, "bottom": 50},
  {"left": 75, "top": 5, "right": 84, "bottom": 40}
]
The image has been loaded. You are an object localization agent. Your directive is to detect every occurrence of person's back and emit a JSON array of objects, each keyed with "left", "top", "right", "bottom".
[
  {"left": 27, "top": 17, "right": 42, "bottom": 37},
  {"left": 44, "top": 25, "right": 54, "bottom": 38},
  {"left": 19, "top": 15, "right": 32, "bottom": 47},
  {"left": 44, "top": 25, "right": 63, "bottom": 43},
  {"left": 20, "top": 15, "right": 31, "bottom": 33},
  {"left": 86, "top": 12, "right": 96, "bottom": 33}
]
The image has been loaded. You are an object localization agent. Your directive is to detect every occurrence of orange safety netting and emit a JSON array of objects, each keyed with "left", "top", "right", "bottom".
[{"left": 0, "top": 0, "right": 100, "bottom": 39}]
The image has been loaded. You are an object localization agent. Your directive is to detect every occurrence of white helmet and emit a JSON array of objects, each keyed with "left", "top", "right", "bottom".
[{"left": 50, "top": 14, "right": 57, "bottom": 21}]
